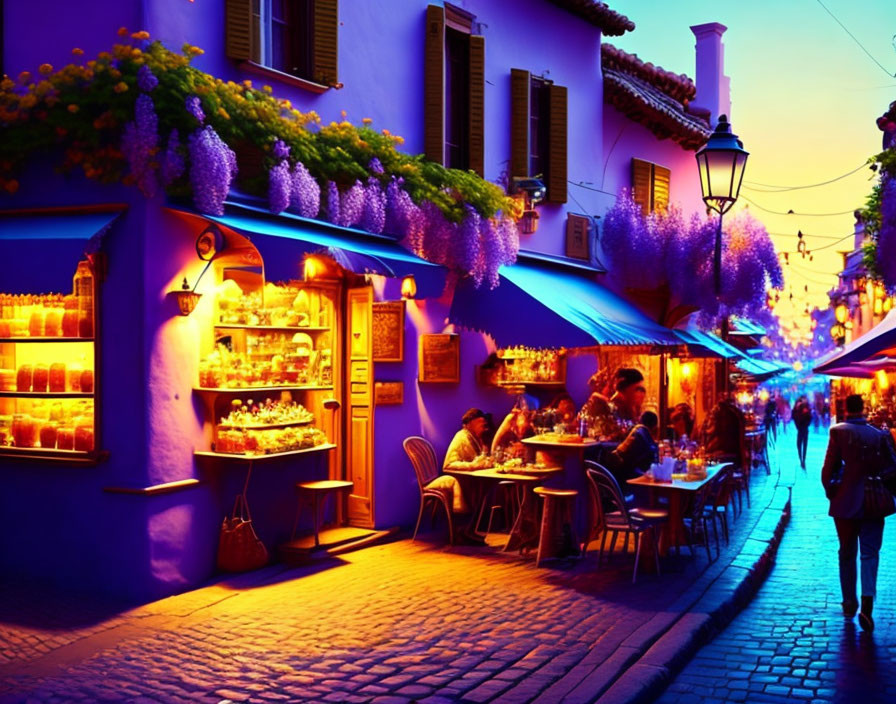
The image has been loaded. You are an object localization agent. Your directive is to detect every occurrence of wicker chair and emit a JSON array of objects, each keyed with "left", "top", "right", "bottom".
[
  {"left": 704, "top": 463, "right": 736, "bottom": 547},
  {"left": 403, "top": 436, "right": 455, "bottom": 545},
  {"left": 584, "top": 461, "right": 668, "bottom": 583},
  {"left": 682, "top": 481, "right": 715, "bottom": 562}
]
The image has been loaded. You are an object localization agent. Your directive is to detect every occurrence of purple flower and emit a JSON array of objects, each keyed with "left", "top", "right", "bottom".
[
  {"left": 339, "top": 180, "right": 365, "bottom": 228},
  {"left": 272, "top": 139, "right": 290, "bottom": 160},
  {"left": 161, "top": 129, "right": 185, "bottom": 186},
  {"left": 187, "top": 125, "right": 237, "bottom": 215},
  {"left": 120, "top": 93, "right": 159, "bottom": 197},
  {"left": 360, "top": 177, "right": 386, "bottom": 233},
  {"left": 325, "top": 181, "right": 341, "bottom": 225},
  {"left": 185, "top": 95, "right": 205, "bottom": 124},
  {"left": 137, "top": 64, "right": 158, "bottom": 92},
  {"left": 290, "top": 162, "right": 320, "bottom": 218},
  {"left": 268, "top": 159, "right": 291, "bottom": 214},
  {"left": 385, "top": 177, "right": 423, "bottom": 248},
  {"left": 877, "top": 178, "right": 896, "bottom": 288},
  {"left": 456, "top": 206, "right": 484, "bottom": 285},
  {"left": 368, "top": 157, "right": 385, "bottom": 175}
]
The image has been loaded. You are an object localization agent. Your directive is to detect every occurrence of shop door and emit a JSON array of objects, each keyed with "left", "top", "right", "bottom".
[{"left": 345, "top": 287, "right": 374, "bottom": 527}]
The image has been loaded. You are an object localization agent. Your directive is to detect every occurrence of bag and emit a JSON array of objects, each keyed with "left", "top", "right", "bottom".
[
  {"left": 217, "top": 493, "right": 269, "bottom": 572},
  {"left": 863, "top": 476, "right": 896, "bottom": 519}
]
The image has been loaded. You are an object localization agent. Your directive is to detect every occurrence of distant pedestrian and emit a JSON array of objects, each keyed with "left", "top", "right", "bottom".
[
  {"left": 821, "top": 394, "right": 896, "bottom": 632},
  {"left": 763, "top": 400, "right": 778, "bottom": 446},
  {"left": 792, "top": 396, "right": 813, "bottom": 470},
  {"left": 776, "top": 395, "right": 791, "bottom": 434}
]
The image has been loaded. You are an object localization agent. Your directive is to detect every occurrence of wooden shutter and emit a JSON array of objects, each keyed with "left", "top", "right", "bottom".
[
  {"left": 468, "top": 35, "right": 485, "bottom": 177},
  {"left": 313, "top": 0, "right": 339, "bottom": 86},
  {"left": 424, "top": 5, "right": 445, "bottom": 164},
  {"left": 225, "top": 0, "right": 255, "bottom": 62},
  {"left": 547, "top": 84, "right": 567, "bottom": 204},
  {"left": 653, "top": 164, "right": 671, "bottom": 213},
  {"left": 631, "top": 158, "right": 653, "bottom": 216},
  {"left": 510, "top": 69, "right": 530, "bottom": 178}
]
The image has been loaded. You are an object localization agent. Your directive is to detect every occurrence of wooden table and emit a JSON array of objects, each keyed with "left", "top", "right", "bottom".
[
  {"left": 444, "top": 465, "right": 562, "bottom": 551},
  {"left": 627, "top": 463, "right": 723, "bottom": 555}
]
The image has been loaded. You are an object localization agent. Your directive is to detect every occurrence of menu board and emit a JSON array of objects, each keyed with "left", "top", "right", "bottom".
[
  {"left": 372, "top": 301, "right": 405, "bottom": 362},
  {"left": 374, "top": 381, "right": 404, "bottom": 405},
  {"left": 419, "top": 333, "right": 460, "bottom": 383}
]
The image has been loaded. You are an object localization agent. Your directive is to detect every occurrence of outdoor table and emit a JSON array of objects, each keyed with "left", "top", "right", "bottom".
[
  {"left": 744, "top": 428, "right": 769, "bottom": 474},
  {"left": 627, "top": 463, "right": 723, "bottom": 556},
  {"left": 444, "top": 465, "right": 562, "bottom": 552}
]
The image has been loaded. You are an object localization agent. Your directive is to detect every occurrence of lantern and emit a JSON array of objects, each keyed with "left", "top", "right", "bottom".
[
  {"left": 400, "top": 275, "right": 417, "bottom": 299},
  {"left": 695, "top": 115, "right": 749, "bottom": 215},
  {"left": 173, "top": 277, "right": 201, "bottom": 316},
  {"left": 835, "top": 304, "right": 849, "bottom": 324}
]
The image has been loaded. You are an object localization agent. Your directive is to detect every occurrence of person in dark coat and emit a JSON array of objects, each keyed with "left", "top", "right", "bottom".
[
  {"left": 700, "top": 395, "right": 747, "bottom": 469},
  {"left": 792, "top": 396, "right": 813, "bottom": 470},
  {"left": 605, "top": 411, "right": 659, "bottom": 483},
  {"left": 821, "top": 394, "right": 895, "bottom": 631}
]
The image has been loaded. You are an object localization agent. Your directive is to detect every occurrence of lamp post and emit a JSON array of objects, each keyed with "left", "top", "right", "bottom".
[{"left": 695, "top": 114, "right": 749, "bottom": 394}]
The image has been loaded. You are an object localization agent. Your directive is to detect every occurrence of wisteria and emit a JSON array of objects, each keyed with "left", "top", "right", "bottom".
[
  {"left": 359, "top": 177, "right": 386, "bottom": 234},
  {"left": 457, "top": 206, "right": 484, "bottom": 287},
  {"left": 325, "top": 181, "right": 341, "bottom": 226},
  {"left": 368, "top": 157, "right": 385, "bottom": 175},
  {"left": 137, "top": 64, "right": 158, "bottom": 93},
  {"left": 120, "top": 93, "right": 159, "bottom": 197},
  {"left": 290, "top": 161, "right": 320, "bottom": 218},
  {"left": 385, "top": 177, "right": 425, "bottom": 252},
  {"left": 187, "top": 125, "right": 237, "bottom": 215},
  {"left": 877, "top": 177, "right": 896, "bottom": 288},
  {"left": 185, "top": 95, "right": 205, "bottom": 123},
  {"left": 268, "top": 158, "right": 291, "bottom": 214},
  {"left": 338, "top": 180, "right": 365, "bottom": 228},
  {"left": 272, "top": 139, "right": 290, "bottom": 160},
  {"left": 160, "top": 129, "right": 184, "bottom": 186}
]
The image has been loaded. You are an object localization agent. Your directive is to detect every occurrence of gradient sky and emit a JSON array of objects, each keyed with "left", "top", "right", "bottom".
[{"left": 610, "top": 0, "right": 895, "bottom": 344}]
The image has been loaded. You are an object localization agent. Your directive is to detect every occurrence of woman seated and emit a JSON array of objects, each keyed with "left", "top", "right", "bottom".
[
  {"left": 491, "top": 406, "right": 535, "bottom": 459},
  {"left": 604, "top": 411, "right": 659, "bottom": 483}
]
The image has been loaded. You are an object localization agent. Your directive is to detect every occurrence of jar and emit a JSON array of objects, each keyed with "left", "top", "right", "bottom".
[
  {"left": 49, "top": 363, "right": 66, "bottom": 392},
  {"left": 12, "top": 414, "right": 37, "bottom": 448},
  {"left": 62, "top": 310, "right": 79, "bottom": 337},
  {"left": 16, "top": 364, "right": 33, "bottom": 392},
  {"left": 74, "top": 421, "right": 94, "bottom": 452},
  {"left": 0, "top": 320, "right": 11, "bottom": 337},
  {"left": 28, "top": 309, "right": 44, "bottom": 337},
  {"left": 78, "top": 313, "right": 93, "bottom": 339},
  {"left": 79, "top": 369, "right": 94, "bottom": 393},
  {"left": 31, "top": 364, "right": 49, "bottom": 392},
  {"left": 39, "top": 422, "right": 58, "bottom": 449},
  {"left": 0, "top": 417, "right": 10, "bottom": 446},
  {"left": 44, "top": 309, "right": 62, "bottom": 337},
  {"left": 67, "top": 364, "right": 82, "bottom": 392},
  {"left": 56, "top": 426, "right": 75, "bottom": 450}
]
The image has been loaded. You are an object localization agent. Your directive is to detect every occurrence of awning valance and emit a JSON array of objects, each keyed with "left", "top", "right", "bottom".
[
  {"left": 168, "top": 203, "right": 446, "bottom": 299},
  {"left": 673, "top": 328, "right": 742, "bottom": 359},
  {"left": 814, "top": 309, "right": 896, "bottom": 374},
  {"left": 449, "top": 259, "right": 680, "bottom": 348},
  {"left": 0, "top": 210, "right": 122, "bottom": 294}
]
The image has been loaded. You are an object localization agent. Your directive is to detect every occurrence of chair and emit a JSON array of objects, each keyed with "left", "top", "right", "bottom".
[
  {"left": 403, "top": 436, "right": 455, "bottom": 545},
  {"left": 291, "top": 480, "right": 354, "bottom": 548},
  {"left": 584, "top": 462, "right": 668, "bottom": 584},
  {"left": 682, "top": 482, "right": 715, "bottom": 562},
  {"left": 533, "top": 487, "right": 579, "bottom": 567},
  {"left": 704, "top": 463, "right": 736, "bottom": 546}
]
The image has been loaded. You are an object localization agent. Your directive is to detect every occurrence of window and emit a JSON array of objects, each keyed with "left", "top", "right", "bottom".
[
  {"left": 511, "top": 69, "right": 567, "bottom": 204},
  {"left": 424, "top": 4, "right": 484, "bottom": 176},
  {"left": 226, "top": 0, "right": 338, "bottom": 89},
  {"left": 631, "top": 158, "right": 670, "bottom": 215}
]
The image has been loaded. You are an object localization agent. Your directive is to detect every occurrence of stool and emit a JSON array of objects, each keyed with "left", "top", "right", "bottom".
[
  {"left": 292, "top": 480, "right": 354, "bottom": 548},
  {"left": 533, "top": 487, "right": 580, "bottom": 567},
  {"left": 483, "top": 480, "right": 520, "bottom": 535}
]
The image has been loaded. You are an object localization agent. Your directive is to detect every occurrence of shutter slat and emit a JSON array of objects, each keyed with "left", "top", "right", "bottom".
[
  {"left": 631, "top": 158, "right": 652, "bottom": 216},
  {"left": 313, "top": 0, "right": 339, "bottom": 86},
  {"left": 424, "top": 5, "right": 445, "bottom": 165},
  {"left": 547, "top": 84, "right": 567, "bottom": 204},
  {"left": 226, "top": 0, "right": 254, "bottom": 62},
  {"left": 510, "top": 69, "right": 530, "bottom": 179},
  {"left": 653, "top": 164, "right": 671, "bottom": 212},
  {"left": 468, "top": 35, "right": 485, "bottom": 177}
]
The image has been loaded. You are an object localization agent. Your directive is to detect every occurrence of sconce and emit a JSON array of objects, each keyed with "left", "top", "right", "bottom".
[
  {"left": 511, "top": 177, "right": 546, "bottom": 235},
  {"left": 173, "top": 277, "right": 202, "bottom": 316},
  {"left": 304, "top": 255, "right": 324, "bottom": 281},
  {"left": 400, "top": 275, "right": 417, "bottom": 299}
]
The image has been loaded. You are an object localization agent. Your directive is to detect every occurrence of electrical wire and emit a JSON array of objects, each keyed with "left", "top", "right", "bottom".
[
  {"left": 742, "top": 195, "right": 859, "bottom": 217},
  {"left": 806, "top": 233, "right": 859, "bottom": 251},
  {"left": 815, "top": 0, "right": 896, "bottom": 78},
  {"left": 568, "top": 180, "right": 619, "bottom": 198},
  {"left": 767, "top": 230, "right": 853, "bottom": 241},
  {"left": 742, "top": 162, "right": 869, "bottom": 192}
]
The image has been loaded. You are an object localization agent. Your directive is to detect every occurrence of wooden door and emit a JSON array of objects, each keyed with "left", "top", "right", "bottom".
[{"left": 345, "top": 287, "right": 374, "bottom": 527}]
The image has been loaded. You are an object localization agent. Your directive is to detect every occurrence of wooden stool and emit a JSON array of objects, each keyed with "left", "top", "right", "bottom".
[
  {"left": 533, "top": 487, "right": 580, "bottom": 567},
  {"left": 292, "top": 480, "right": 354, "bottom": 548},
  {"left": 483, "top": 480, "right": 520, "bottom": 535}
]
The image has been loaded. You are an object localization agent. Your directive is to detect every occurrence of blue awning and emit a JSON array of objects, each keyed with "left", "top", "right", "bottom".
[
  {"left": 673, "top": 328, "right": 742, "bottom": 359},
  {"left": 171, "top": 203, "right": 446, "bottom": 299},
  {"left": 449, "top": 260, "right": 680, "bottom": 348},
  {"left": 0, "top": 211, "right": 121, "bottom": 294}
]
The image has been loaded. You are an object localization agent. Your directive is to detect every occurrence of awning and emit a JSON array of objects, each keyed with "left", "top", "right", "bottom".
[
  {"left": 814, "top": 309, "right": 896, "bottom": 373},
  {"left": 168, "top": 203, "right": 446, "bottom": 299},
  {"left": 673, "top": 327, "right": 741, "bottom": 359},
  {"left": 0, "top": 211, "right": 121, "bottom": 294},
  {"left": 728, "top": 317, "right": 766, "bottom": 336},
  {"left": 449, "top": 259, "right": 680, "bottom": 348}
]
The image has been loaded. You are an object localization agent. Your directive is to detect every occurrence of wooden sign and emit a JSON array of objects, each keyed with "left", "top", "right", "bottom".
[
  {"left": 419, "top": 333, "right": 460, "bottom": 383},
  {"left": 566, "top": 213, "right": 590, "bottom": 260},
  {"left": 372, "top": 300, "right": 405, "bottom": 362},
  {"left": 374, "top": 381, "right": 404, "bottom": 405}
]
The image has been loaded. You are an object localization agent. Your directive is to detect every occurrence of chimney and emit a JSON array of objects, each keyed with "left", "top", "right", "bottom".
[{"left": 690, "top": 22, "right": 731, "bottom": 126}]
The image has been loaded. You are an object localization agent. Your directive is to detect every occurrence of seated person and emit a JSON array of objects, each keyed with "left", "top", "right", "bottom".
[
  {"left": 604, "top": 411, "right": 659, "bottom": 483},
  {"left": 700, "top": 395, "right": 747, "bottom": 467},
  {"left": 443, "top": 407, "right": 492, "bottom": 472},
  {"left": 669, "top": 402, "right": 695, "bottom": 441},
  {"left": 608, "top": 368, "right": 646, "bottom": 423},
  {"left": 582, "top": 368, "right": 614, "bottom": 418},
  {"left": 547, "top": 393, "right": 578, "bottom": 431},
  {"left": 491, "top": 406, "right": 535, "bottom": 459}
]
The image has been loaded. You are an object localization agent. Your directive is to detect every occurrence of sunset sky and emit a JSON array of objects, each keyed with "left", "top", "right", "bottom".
[{"left": 611, "top": 0, "right": 895, "bottom": 345}]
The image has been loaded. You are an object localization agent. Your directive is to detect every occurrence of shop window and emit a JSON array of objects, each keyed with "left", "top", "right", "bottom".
[
  {"left": 511, "top": 68, "right": 567, "bottom": 204},
  {"left": 0, "top": 261, "right": 100, "bottom": 461},
  {"left": 424, "top": 4, "right": 485, "bottom": 176},
  {"left": 631, "top": 158, "right": 670, "bottom": 215},
  {"left": 226, "top": 0, "right": 338, "bottom": 89}
]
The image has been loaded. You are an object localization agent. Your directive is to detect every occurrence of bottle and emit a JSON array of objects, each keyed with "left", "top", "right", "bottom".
[{"left": 73, "top": 261, "right": 94, "bottom": 338}]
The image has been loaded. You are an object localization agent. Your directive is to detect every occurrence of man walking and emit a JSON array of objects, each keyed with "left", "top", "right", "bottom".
[
  {"left": 792, "top": 396, "right": 812, "bottom": 470},
  {"left": 821, "top": 394, "right": 894, "bottom": 632}
]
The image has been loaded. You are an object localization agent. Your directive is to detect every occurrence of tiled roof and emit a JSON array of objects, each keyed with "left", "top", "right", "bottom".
[
  {"left": 602, "top": 44, "right": 712, "bottom": 151},
  {"left": 547, "top": 0, "right": 634, "bottom": 36}
]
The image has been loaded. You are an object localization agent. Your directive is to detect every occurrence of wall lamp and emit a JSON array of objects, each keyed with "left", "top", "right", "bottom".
[
  {"left": 511, "top": 177, "right": 546, "bottom": 235},
  {"left": 171, "top": 224, "right": 223, "bottom": 316},
  {"left": 400, "top": 275, "right": 417, "bottom": 299}
]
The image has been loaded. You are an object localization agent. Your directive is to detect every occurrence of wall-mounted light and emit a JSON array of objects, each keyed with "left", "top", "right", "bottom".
[
  {"left": 511, "top": 177, "right": 546, "bottom": 235},
  {"left": 174, "top": 277, "right": 202, "bottom": 316},
  {"left": 400, "top": 275, "right": 417, "bottom": 299},
  {"left": 304, "top": 255, "right": 324, "bottom": 281}
]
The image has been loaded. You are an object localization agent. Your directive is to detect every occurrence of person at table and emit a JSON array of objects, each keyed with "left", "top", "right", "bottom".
[
  {"left": 700, "top": 395, "right": 747, "bottom": 468},
  {"left": 669, "top": 403, "right": 695, "bottom": 441},
  {"left": 444, "top": 407, "right": 493, "bottom": 471},
  {"left": 604, "top": 411, "right": 659, "bottom": 483},
  {"left": 548, "top": 393, "right": 578, "bottom": 431},
  {"left": 492, "top": 406, "right": 534, "bottom": 460},
  {"left": 609, "top": 368, "right": 647, "bottom": 423}
]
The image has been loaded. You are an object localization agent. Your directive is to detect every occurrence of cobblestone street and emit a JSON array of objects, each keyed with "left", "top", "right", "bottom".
[
  {"left": 0, "top": 447, "right": 787, "bottom": 704},
  {"left": 657, "top": 426, "right": 896, "bottom": 704}
]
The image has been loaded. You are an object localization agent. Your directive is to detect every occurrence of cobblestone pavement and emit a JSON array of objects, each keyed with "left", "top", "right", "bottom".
[
  {"left": 656, "top": 426, "right": 896, "bottom": 704},
  {"left": 0, "top": 454, "right": 782, "bottom": 704}
]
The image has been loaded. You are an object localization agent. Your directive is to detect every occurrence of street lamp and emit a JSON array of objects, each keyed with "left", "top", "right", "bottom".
[{"left": 695, "top": 115, "right": 749, "bottom": 298}]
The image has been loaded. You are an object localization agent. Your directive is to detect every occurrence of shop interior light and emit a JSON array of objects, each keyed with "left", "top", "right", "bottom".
[
  {"left": 875, "top": 297, "right": 883, "bottom": 315},
  {"left": 304, "top": 256, "right": 323, "bottom": 281},
  {"left": 877, "top": 369, "right": 890, "bottom": 390},
  {"left": 400, "top": 275, "right": 417, "bottom": 299},
  {"left": 885, "top": 297, "right": 894, "bottom": 313},
  {"left": 680, "top": 361, "right": 693, "bottom": 379},
  {"left": 834, "top": 303, "right": 849, "bottom": 324}
]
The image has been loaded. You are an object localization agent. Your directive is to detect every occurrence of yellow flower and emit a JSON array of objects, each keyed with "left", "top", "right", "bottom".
[
  {"left": 381, "top": 128, "right": 391, "bottom": 136},
  {"left": 113, "top": 81, "right": 129, "bottom": 93},
  {"left": 392, "top": 135, "right": 405, "bottom": 145},
  {"left": 362, "top": 117, "right": 372, "bottom": 125},
  {"left": 38, "top": 63, "right": 53, "bottom": 75},
  {"left": 67, "top": 103, "right": 79, "bottom": 113},
  {"left": 19, "top": 94, "right": 37, "bottom": 109},
  {"left": 97, "top": 52, "right": 112, "bottom": 61},
  {"left": 117, "top": 26, "right": 129, "bottom": 37},
  {"left": 72, "top": 48, "right": 84, "bottom": 57},
  {"left": 0, "top": 78, "right": 14, "bottom": 91},
  {"left": 217, "top": 107, "right": 230, "bottom": 119},
  {"left": 262, "top": 84, "right": 272, "bottom": 94},
  {"left": 340, "top": 109, "right": 347, "bottom": 119},
  {"left": 280, "top": 99, "right": 292, "bottom": 110},
  {"left": 131, "top": 31, "right": 150, "bottom": 40},
  {"left": 242, "top": 79, "right": 253, "bottom": 89},
  {"left": 18, "top": 71, "right": 32, "bottom": 84}
]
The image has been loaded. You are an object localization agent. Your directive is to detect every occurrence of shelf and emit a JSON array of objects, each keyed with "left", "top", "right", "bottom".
[
  {"left": 216, "top": 418, "right": 314, "bottom": 430},
  {"left": 214, "top": 324, "right": 330, "bottom": 332},
  {"left": 0, "top": 446, "right": 100, "bottom": 464},
  {"left": 194, "top": 385, "right": 333, "bottom": 395},
  {"left": 496, "top": 381, "right": 566, "bottom": 388},
  {"left": 0, "top": 337, "right": 94, "bottom": 343},
  {"left": 194, "top": 443, "right": 337, "bottom": 461},
  {"left": 0, "top": 391, "right": 94, "bottom": 399}
]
